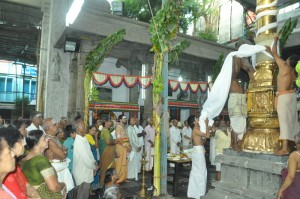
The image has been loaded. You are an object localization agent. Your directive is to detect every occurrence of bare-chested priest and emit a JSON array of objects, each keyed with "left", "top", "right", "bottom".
[
  {"left": 267, "top": 36, "right": 300, "bottom": 155},
  {"left": 187, "top": 115, "right": 210, "bottom": 198},
  {"left": 229, "top": 52, "right": 255, "bottom": 151}
]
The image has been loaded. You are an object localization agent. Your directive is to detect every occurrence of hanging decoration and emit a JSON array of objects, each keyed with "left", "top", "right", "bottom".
[{"left": 93, "top": 72, "right": 208, "bottom": 93}]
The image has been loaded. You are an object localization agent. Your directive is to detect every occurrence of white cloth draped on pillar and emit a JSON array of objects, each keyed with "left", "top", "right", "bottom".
[{"left": 199, "top": 44, "right": 268, "bottom": 132}]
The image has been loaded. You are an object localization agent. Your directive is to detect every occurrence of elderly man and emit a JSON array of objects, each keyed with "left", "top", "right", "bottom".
[
  {"left": 182, "top": 120, "right": 192, "bottom": 150},
  {"left": 127, "top": 117, "right": 141, "bottom": 180},
  {"left": 58, "top": 117, "right": 68, "bottom": 129},
  {"left": 144, "top": 117, "right": 155, "bottom": 172},
  {"left": 43, "top": 118, "right": 74, "bottom": 193},
  {"left": 26, "top": 111, "right": 44, "bottom": 133},
  {"left": 170, "top": 119, "right": 181, "bottom": 155},
  {"left": 72, "top": 118, "right": 97, "bottom": 199}
]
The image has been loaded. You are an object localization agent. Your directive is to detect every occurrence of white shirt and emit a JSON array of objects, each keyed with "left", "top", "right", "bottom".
[
  {"left": 170, "top": 126, "right": 181, "bottom": 154},
  {"left": 182, "top": 126, "right": 192, "bottom": 147},
  {"left": 134, "top": 125, "right": 144, "bottom": 146},
  {"left": 72, "top": 134, "right": 96, "bottom": 185},
  {"left": 26, "top": 123, "right": 44, "bottom": 134},
  {"left": 127, "top": 126, "right": 140, "bottom": 150}
]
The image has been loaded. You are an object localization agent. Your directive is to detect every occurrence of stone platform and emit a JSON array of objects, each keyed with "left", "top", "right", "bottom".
[{"left": 203, "top": 149, "right": 288, "bottom": 199}]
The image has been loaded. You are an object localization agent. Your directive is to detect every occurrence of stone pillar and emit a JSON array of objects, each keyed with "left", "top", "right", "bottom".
[
  {"left": 38, "top": 0, "right": 72, "bottom": 121},
  {"left": 37, "top": 0, "right": 51, "bottom": 113},
  {"left": 75, "top": 40, "right": 93, "bottom": 118},
  {"left": 67, "top": 58, "right": 79, "bottom": 120},
  {"left": 143, "top": 61, "right": 154, "bottom": 124}
]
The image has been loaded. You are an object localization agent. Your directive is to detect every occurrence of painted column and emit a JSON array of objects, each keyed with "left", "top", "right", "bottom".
[{"left": 160, "top": 53, "right": 168, "bottom": 195}]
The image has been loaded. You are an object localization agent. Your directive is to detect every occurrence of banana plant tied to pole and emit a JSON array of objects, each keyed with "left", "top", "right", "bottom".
[
  {"left": 148, "top": 0, "right": 190, "bottom": 196},
  {"left": 83, "top": 29, "right": 126, "bottom": 127}
]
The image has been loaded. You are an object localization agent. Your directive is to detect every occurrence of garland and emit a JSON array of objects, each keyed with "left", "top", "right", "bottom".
[{"left": 92, "top": 72, "right": 209, "bottom": 92}]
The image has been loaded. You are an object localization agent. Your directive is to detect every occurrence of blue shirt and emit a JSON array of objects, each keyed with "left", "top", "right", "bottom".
[{"left": 63, "top": 137, "right": 74, "bottom": 172}]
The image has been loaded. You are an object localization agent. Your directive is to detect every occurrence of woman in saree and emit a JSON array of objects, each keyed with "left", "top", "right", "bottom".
[
  {"left": 85, "top": 125, "right": 100, "bottom": 194},
  {"left": 99, "top": 119, "right": 117, "bottom": 190},
  {"left": 22, "top": 130, "right": 66, "bottom": 199},
  {"left": 2, "top": 127, "right": 40, "bottom": 199},
  {"left": 277, "top": 132, "right": 300, "bottom": 199},
  {"left": 0, "top": 127, "right": 22, "bottom": 198}
]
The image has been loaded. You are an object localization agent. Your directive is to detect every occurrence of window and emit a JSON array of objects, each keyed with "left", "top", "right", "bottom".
[
  {"left": 31, "top": 80, "right": 37, "bottom": 101},
  {"left": 6, "top": 78, "right": 13, "bottom": 92},
  {"left": 0, "top": 77, "right": 5, "bottom": 92},
  {"left": 24, "top": 80, "right": 30, "bottom": 94}
]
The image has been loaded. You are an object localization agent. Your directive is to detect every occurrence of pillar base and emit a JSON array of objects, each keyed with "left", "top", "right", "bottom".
[{"left": 241, "top": 128, "right": 280, "bottom": 153}]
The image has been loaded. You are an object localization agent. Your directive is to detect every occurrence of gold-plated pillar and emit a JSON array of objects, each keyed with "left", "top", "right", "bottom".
[{"left": 241, "top": 0, "right": 280, "bottom": 153}]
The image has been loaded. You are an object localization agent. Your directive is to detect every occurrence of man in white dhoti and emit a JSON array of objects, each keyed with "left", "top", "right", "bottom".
[
  {"left": 134, "top": 118, "right": 146, "bottom": 173},
  {"left": 144, "top": 117, "right": 155, "bottom": 172},
  {"left": 182, "top": 120, "right": 192, "bottom": 150},
  {"left": 187, "top": 115, "right": 210, "bottom": 198},
  {"left": 229, "top": 49, "right": 255, "bottom": 151},
  {"left": 127, "top": 117, "right": 141, "bottom": 180},
  {"left": 170, "top": 119, "right": 181, "bottom": 155},
  {"left": 268, "top": 36, "right": 300, "bottom": 155},
  {"left": 43, "top": 118, "right": 74, "bottom": 193}
]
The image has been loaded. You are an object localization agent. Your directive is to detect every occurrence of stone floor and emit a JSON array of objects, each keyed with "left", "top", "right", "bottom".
[{"left": 89, "top": 164, "right": 216, "bottom": 199}]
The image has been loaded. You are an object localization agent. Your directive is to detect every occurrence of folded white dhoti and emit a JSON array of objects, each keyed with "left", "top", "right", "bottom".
[
  {"left": 51, "top": 158, "right": 74, "bottom": 192},
  {"left": 228, "top": 93, "right": 247, "bottom": 140},
  {"left": 187, "top": 146, "right": 207, "bottom": 198},
  {"left": 277, "top": 92, "right": 300, "bottom": 140}
]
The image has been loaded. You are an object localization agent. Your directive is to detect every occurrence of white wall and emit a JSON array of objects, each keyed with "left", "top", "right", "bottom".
[{"left": 97, "top": 57, "right": 130, "bottom": 118}]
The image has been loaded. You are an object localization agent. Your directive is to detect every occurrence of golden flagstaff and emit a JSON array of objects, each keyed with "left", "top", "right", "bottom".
[{"left": 241, "top": 0, "right": 280, "bottom": 152}]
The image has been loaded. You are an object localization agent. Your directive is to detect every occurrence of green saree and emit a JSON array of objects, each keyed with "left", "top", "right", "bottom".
[
  {"left": 22, "top": 155, "right": 62, "bottom": 199},
  {"left": 99, "top": 128, "right": 116, "bottom": 188}
]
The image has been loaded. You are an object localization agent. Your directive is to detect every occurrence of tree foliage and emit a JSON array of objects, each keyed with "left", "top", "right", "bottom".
[
  {"left": 197, "top": 27, "right": 218, "bottom": 42},
  {"left": 212, "top": 53, "right": 224, "bottom": 83},
  {"left": 14, "top": 97, "right": 31, "bottom": 118},
  {"left": 83, "top": 29, "right": 126, "bottom": 126},
  {"left": 279, "top": 18, "right": 298, "bottom": 53},
  {"left": 149, "top": 0, "right": 190, "bottom": 94},
  {"left": 119, "top": 0, "right": 205, "bottom": 34}
]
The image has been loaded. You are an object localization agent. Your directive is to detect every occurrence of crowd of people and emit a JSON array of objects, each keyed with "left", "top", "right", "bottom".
[
  {"left": 1, "top": 110, "right": 299, "bottom": 199},
  {"left": 0, "top": 113, "right": 131, "bottom": 199},
  {"left": 0, "top": 36, "right": 299, "bottom": 199}
]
